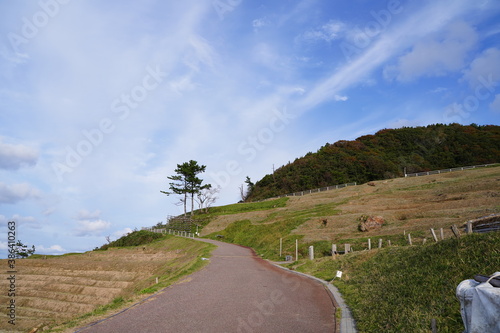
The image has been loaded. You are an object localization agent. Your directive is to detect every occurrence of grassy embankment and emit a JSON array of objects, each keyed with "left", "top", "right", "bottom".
[
  {"left": 291, "top": 232, "right": 500, "bottom": 332},
  {"left": 0, "top": 231, "right": 215, "bottom": 333},
  {"left": 198, "top": 165, "right": 499, "bottom": 332}
]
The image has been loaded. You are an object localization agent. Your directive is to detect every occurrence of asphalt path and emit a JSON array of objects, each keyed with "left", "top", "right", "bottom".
[{"left": 75, "top": 239, "right": 336, "bottom": 333}]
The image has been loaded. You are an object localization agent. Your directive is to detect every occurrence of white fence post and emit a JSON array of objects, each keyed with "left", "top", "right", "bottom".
[{"left": 308, "top": 246, "right": 314, "bottom": 260}]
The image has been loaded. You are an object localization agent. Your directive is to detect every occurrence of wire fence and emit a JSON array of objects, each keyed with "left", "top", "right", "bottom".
[
  {"left": 405, "top": 163, "right": 497, "bottom": 177},
  {"left": 267, "top": 182, "right": 357, "bottom": 200},
  {"left": 265, "top": 163, "right": 498, "bottom": 201}
]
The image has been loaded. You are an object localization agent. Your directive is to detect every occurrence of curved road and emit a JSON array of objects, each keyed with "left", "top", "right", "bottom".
[{"left": 76, "top": 239, "right": 336, "bottom": 332}]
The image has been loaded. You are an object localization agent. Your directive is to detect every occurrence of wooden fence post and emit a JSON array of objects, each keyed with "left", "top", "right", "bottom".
[
  {"left": 388, "top": 240, "right": 391, "bottom": 247},
  {"left": 309, "top": 246, "right": 314, "bottom": 260},
  {"left": 344, "top": 244, "right": 351, "bottom": 254},
  {"left": 368, "top": 239, "right": 371, "bottom": 250},
  {"left": 332, "top": 244, "right": 337, "bottom": 259},
  {"left": 430, "top": 228, "right": 438, "bottom": 242},
  {"left": 378, "top": 239, "right": 383, "bottom": 248},
  {"left": 466, "top": 221, "right": 473, "bottom": 234},
  {"left": 279, "top": 238, "right": 282, "bottom": 257},
  {"left": 407, "top": 233, "right": 412, "bottom": 245},
  {"left": 295, "top": 239, "right": 298, "bottom": 261},
  {"left": 451, "top": 225, "right": 461, "bottom": 238},
  {"left": 440, "top": 228, "right": 444, "bottom": 240}
]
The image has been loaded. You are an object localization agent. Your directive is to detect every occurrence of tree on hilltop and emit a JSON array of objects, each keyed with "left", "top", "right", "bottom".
[{"left": 161, "top": 160, "right": 211, "bottom": 216}]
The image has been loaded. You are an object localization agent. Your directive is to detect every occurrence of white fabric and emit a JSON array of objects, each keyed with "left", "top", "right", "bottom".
[{"left": 456, "top": 272, "right": 500, "bottom": 333}]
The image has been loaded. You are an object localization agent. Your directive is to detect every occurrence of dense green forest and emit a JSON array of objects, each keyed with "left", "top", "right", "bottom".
[{"left": 247, "top": 123, "right": 500, "bottom": 201}]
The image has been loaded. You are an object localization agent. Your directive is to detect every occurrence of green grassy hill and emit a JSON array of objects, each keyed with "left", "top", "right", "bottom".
[
  {"left": 291, "top": 232, "right": 500, "bottom": 332},
  {"left": 247, "top": 123, "right": 500, "bottom": 201}
]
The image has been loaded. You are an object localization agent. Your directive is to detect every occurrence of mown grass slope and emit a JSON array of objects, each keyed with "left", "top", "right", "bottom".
[
  {"left": 291, "top": 232, "right": 500, "bottom": 332},
  {"left": 203, "top": 165, "right": 499, "bottom": 259}
]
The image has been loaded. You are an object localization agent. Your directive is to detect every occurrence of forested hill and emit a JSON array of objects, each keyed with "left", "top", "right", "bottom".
[{"left": 246, "top": 123, "right": 500, "bottom": 201}]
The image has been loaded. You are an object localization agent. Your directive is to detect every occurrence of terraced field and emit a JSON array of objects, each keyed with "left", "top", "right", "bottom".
[{"left": 0, "top": 236, "right": 213, "bottom": 332}]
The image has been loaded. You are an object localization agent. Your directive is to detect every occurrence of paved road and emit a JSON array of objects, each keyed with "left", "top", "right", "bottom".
[{"left": 75, "top": 239, "right": 336, "bottom": 332}]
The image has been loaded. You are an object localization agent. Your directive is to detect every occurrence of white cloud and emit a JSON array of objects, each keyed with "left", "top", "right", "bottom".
[
  {"left": 298, "top": 2, "right": 478, "bottom": 111},
  {"left": 12, "top": 214, "right": 40, "bottom": 228},
  {"left": 77, "top": 209, "right": 102, "bottom": 220},
  {"left": 461, "top": 47, "right": 500, "bottom": 88},
  {"left": 298, "top": 20, "right": 346, "bottom": 43},
  {"left": 37, "top": 244, "right": 66, "bottom": 254},
  {"left": 253, "top": 18, "right": 270, "bottom": 31},
  {"left": 252, "top": 42, "right": 279, "bottom": 67},
  {"left": 113, "top": 227, "right": 133, "bottom": 239},
  {"left": 0, "top": 138, "right": 38, "bottom": 170},
  {"left": 169, "top": 74, "right": 197, "bottom": 95},
  {"left": 490, "top": 94, "right": 500, "bottom": 112},
  {"left": 334, "top": 95, "right": 348, "bottom": 102},
  {"left": 74, "top": 219, "right": 111, "bottom": 237},
  {"left": 0, "top": 183, "right": 41, "bottom": 205},
  {"left": 429, "top": 87, "right": 448, "bottom": 94},
  {"left": 42, "top": 207, "right": 56, "bottom": 216},
  {"left": 387, "top": 21, "right": 478, "bottom": 81},
  {"left": 0, "top": 214, "right": 40, "bottom": 229},
  {"left": 183, "top": 35, "right": 217, "bottom": 72},
  {"left": 73, "top": 210, "right": 110, "bottom": 237}
]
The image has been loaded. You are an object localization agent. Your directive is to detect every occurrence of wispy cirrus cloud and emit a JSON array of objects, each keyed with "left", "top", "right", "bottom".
[{"left": 297, "top": 0, "right": 481, "bottom": 112}]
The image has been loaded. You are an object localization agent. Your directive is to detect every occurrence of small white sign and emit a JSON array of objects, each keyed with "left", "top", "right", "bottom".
[{"left": 336, "top": 271, "right": 343, "bottom": 279}]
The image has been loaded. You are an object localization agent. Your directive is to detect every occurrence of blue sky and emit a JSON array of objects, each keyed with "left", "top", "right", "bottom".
[{"left": 0, "top": 0, "right": 499, "bottom": 257}]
